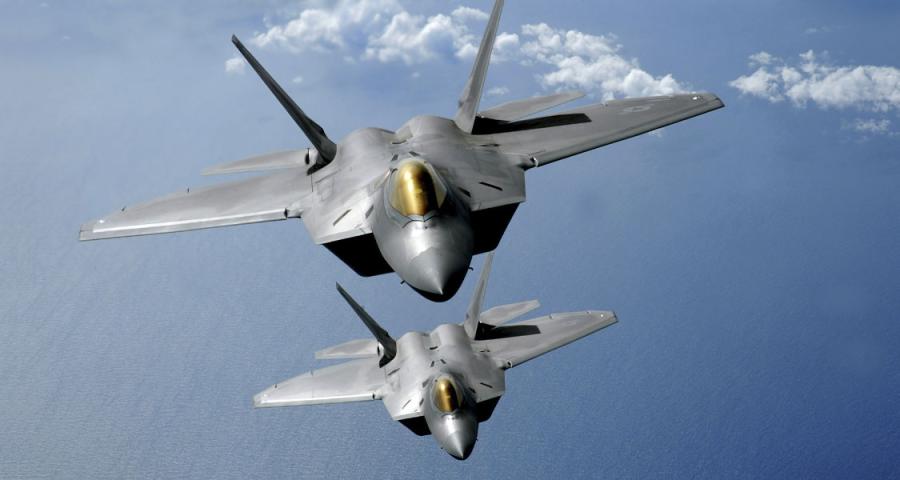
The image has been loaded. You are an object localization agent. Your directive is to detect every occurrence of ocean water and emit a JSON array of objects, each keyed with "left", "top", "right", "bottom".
[{"left": 2, "top": 1, "right": 900, "bottom": 478}]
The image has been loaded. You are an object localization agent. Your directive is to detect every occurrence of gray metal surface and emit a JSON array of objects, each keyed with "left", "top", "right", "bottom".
[
  {"left": 478, "top": 91, "right": 585, "bottom": 122},
  {"left": 314, "top": 338, "right": 378, "bottom": 360},
  {"left": 478, "top": 299, "right": 540, "bottom": 326},
  {"left": 491, "top": 93, "right": 725, "bottom": 167},
  {"left": 253, "top": 252, "right": 618, "bottom": 460},
  {"left": 453, "top": 0, "right": 504, "bottom": 133},
  {"left": 201, "top": 149, "right": 309, "bottom": 176},
  {"left": 79, "top": 168, "right": 311, "bottom": 240},
  {"left": 79, "top": 0, "right": 723, "bottom": 300}
]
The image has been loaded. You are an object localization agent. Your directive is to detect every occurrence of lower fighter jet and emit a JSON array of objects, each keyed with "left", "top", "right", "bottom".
[
  {"left": 79, "top": 0, "right": 723, "bottom": 301},
  {"left": 253, "top": 252, "right": 618, "bottom": 459}
]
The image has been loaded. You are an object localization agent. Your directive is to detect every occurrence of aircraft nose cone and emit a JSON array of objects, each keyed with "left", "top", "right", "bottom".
[
  {"left": 443, "top": 431, "right": 476, "bottom": 460},
  {"left": 406, "top": 249, "right": 469, "bottom": 302}
]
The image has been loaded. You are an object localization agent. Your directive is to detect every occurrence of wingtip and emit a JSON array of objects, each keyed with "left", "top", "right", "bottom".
[
  {"left": 231, "top": 34, "right": 240, "bottom": 45},
  {"left": 607, "top": 310, "right": 619, "bottom": 325},
  {"left": 78, "top": 223, "right": 97, "bottom": 241},
  {"left": 697, "top": 92, "right": 725, "bottom": 109}
]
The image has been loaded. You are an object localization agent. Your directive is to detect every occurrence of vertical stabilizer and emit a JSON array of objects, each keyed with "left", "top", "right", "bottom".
[
  {"left": 336, "top": 283, "right": 396, "bottom": 366},
  {"left": 464, "top": 251, "right": 494, "bottom": 338},
  {"left": 232, "top": 35, "right": 337, "bottom": 167},
  {"left": 453, "top": 0, "right": 504, "bottom": 133}
]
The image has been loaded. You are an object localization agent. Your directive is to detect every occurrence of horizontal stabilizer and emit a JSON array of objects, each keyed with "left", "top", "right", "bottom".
[
  {"left": 202, "top": 150, "right": 310, "bottom": 175},
  {"left": 478, "top": 91, "right": 585, "bottom": 122},
  {"left": 315, "top": 338, "right": 379, "bottom": 360},
  {"left": 254, "top": 358, "right": 384, "bottom": 407},
  {"left": 481, "top": 311, "right": 617, "bottom": 369},
  {"left": 479, "top": 299, "right": 540, "bottom": 326}
]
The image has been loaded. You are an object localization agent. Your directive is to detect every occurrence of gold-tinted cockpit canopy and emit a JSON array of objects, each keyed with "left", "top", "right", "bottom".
[
  {"left": 433, "top": 376, "right": 462, "bottom": 414},
  {"left": 389, "top": 161, "right": 447, "bottom": 218}
]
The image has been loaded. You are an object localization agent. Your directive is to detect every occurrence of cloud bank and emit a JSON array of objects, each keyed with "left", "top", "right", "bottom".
[
  {"left": 730, "top": 50, "right": 900, "bottom": 112},
  {"left": 731, "top": 50, "right": 900, "bottom": 137},
  {"left": 249, "top": 0, "right": 481, "bottom": 65},
  {"left": 226, "top": 1, "right": 686, "bottom": 100},
  {"left": 517, "top": 23, "right": 684, "bottom": 100}
]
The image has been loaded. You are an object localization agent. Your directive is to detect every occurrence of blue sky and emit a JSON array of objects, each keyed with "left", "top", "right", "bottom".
[{"left": 1, "top": 1, "right": 899, "bottom": 478}]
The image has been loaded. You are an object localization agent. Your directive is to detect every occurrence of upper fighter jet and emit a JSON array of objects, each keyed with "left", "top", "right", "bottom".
[
  {"left": 253, "top": 252, "right": 617, "bottom": 460},
  {"left": 79, "top": 0, "right": 723, "bottom": 300}
]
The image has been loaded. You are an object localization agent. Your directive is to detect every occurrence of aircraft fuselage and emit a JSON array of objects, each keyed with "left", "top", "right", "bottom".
[
  {"left": 316, "top": 117, "right": 520, "bottom": 301},
  {"left": 385, "top": 323, "right": 505, "bottom": 459}
]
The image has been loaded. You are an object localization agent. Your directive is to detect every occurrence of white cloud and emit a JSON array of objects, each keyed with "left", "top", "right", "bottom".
[
  {"left": 291, "top": 75, "right": 304, "bottom": 84},
  {"left": 486, "top": 86, "right": 510, "bottom": 97},
  {"left": 451, "top": 6, "right": 488, "bottom": 22},
  {"left": 364, "top": 11, "right": 478, "bottom": 64},
  {"left": 729, "top": 68, "right": 782, "bottom": 102},
  {"left": 252, "top": 0, "right": 402, "bottom": 53},
  {"left": 492, "top": 32, "right": 520, "bottom": 62},
  {"left": 244, "top": 2, "right": 689, "bottom": 99},
  {"left": 847, "top": 118, "right": 894, "bottom": 136},
  {"left": 749, "top": 51, "right": 775, "bottom": 66},
  {"left": 730, "top": 50, "right": 900, "bottom": 112},
  {"left": 224, "top": 56, "right": 246, "bottom": 75},
  {"left": 804, "top": 26, "right": 836, "bottom": 35},
  {"left": 517, "top": 23, "right": 685, "bottom": 100},
  {"left": 253, "top": 0, "right": 483, "bottom": 65}
]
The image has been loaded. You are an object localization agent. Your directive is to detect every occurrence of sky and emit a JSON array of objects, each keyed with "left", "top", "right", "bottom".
[{"left": 1, "top": 0, "right": 899, "bottom": 478}]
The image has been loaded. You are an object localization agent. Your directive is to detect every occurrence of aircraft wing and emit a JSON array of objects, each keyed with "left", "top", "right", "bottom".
[
  {"left": 480, "top": 311, "right": 617, "bottom": 369},
  {"left": 254, "top": 358, "right": 385, "bottom": 407},
  {"left": 492, "top": 93, "right": 724, "bottom": 167},
  {"left": 80, "top": 169, "right": 312, "bottom": 240}
]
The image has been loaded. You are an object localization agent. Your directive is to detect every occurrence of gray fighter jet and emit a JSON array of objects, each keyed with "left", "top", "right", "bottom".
[
  {"left": 253, "top": 252, "right": 618, "bottom": 460},
  {"left": 79, "top": 0, "right": 723, "bottom": 300}
]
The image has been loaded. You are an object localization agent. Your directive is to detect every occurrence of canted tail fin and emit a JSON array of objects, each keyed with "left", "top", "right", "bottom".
[
  {"left": 453, "top": 0, "right": 504, "bottom": 133},
  {"left": 464, "top": 251, "right": 494, "bottom": 338},
  {"left": 231, "top": 35, "right": 337, "bottom": 170},
  {"left": 464, "top": 252, "right": 543, "bottom": 340},
  {"left": 336, "top": 283, "right": 396, "bottom": 366}
]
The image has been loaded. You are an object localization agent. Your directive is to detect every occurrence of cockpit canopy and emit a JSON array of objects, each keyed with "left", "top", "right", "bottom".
[
  {"left": 389, "top": 160, "right": 447, "bottom": 218},
  {"left": 433, "top": 376, "right": 463, "bottom": 414}
]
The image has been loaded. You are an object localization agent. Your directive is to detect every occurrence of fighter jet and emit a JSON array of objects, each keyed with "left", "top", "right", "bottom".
[
  {"left": 79, "top": 0, "right": 723, "bottom": 300},
  {"left": 253, "top": 252, "right": 618, "bottom": 460}
]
